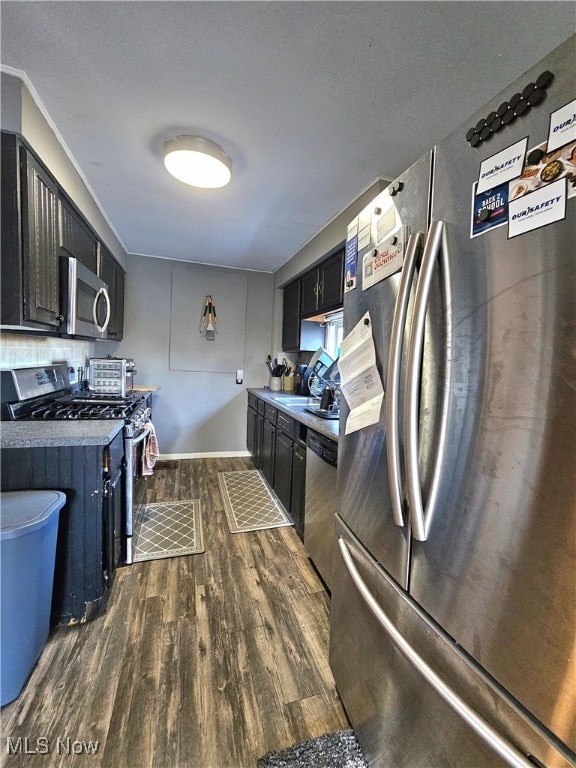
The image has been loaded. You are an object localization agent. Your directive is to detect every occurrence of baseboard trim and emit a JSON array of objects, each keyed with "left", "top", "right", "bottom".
[{"left": 157, "top": 451, "right": 252, "bottom": 460}]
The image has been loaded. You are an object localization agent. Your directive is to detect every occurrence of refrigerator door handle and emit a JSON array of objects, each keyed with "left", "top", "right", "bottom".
[
  {"left": 338, "top": 537, "right": 537, "bottom": 768},
  {"left": 405, "top": 220, "right": 452, "bottom": 541},
  {"left": 386, "top": 231, "right": 423, "bottom": 527}
]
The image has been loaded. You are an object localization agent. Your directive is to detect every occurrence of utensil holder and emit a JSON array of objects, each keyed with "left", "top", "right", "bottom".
[
  {"left": 270, "top": 377, "right": 282, "bottom": 392},
  {"left": 282, "top": 376, "right": 296, "bottom": 392}
]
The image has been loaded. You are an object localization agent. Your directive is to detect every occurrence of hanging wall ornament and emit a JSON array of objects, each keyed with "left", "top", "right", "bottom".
[
  {"left": 199, "top": 295, "right": 210, "bottom": 337},
  {"left": 205, "top": 296, "right": 217, "bottom": 341}
]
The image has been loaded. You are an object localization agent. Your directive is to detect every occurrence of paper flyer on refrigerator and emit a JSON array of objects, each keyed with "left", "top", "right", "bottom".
[{"left": 338, "top": 310, "right": 384, "bottom": 435}]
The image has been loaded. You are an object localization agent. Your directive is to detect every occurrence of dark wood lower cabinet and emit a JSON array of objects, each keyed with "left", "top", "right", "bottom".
[
  {"left": 273, "top": 430, "right": 293, "bottom": 512},
  {"left": 247, "top": 397, "right": 309, "bottom": 542},
  {"left": 1, "top": 433, "right": 124, "bottom": 625},
  {"left": 291, "top": 442, "right": 306, "bottom": 539},
  {"left": 246, "top": 405, "right": 257, "bottom": 457},
  {"left": 261, "top": 417, "right": 276, "bottom": 486}
]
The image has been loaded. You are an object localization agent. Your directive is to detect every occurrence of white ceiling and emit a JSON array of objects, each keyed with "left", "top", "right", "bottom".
[{"left": 1, "top": 2, "right": 573, "bottom": 271}]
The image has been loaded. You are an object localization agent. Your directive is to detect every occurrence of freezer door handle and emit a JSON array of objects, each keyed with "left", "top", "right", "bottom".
[
  {"left": 386, "top": 231, "right": 423, "bottom": 527},
  {"left": 337, "top": 537, "right": 537, "bottom": 768},
  {"left": 405, "top": 220, "right": 452, "bottom": 541}
]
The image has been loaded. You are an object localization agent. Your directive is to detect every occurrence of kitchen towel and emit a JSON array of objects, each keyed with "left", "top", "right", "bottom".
[{"left": 142, "top": 422, "right": 160, "bottom": 476}]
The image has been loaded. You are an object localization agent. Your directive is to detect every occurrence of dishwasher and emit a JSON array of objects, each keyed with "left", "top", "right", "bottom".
[{"left": 304, "top": 430, "right": 338, "bottom": 591}]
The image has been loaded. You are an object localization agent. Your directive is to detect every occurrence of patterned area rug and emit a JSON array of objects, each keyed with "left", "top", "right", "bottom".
[
  {"left": 257, "top": 729, "right": 369, "bottom": 768},
  {"left": 133, "top": 499, "right": 204, "bottom": 562},
  {"left": 218, "top": 470, "right": 292, "bottom": 533}
]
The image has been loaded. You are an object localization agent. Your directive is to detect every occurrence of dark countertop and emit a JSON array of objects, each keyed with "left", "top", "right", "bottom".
[
  {"left": 247, "top": 388, "right": 339, "bottom": 442},
  {"left": 0, "top": 420, "right": 124, "bottom": 449}
]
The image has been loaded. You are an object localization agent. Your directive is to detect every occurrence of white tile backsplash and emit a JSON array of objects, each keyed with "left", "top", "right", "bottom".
[{"left": 0, "top": 334, "right": 93, "bottom": 375}]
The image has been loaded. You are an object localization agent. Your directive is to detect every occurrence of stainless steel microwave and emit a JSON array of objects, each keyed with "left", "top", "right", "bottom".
[{"left": 60, "top": 256, "right": 110, "bottom": 338}]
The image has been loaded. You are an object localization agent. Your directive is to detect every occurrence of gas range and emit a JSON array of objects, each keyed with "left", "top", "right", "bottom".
[
  {"left": 11, "top": 393, "right": 146, "bottom": 422},
  {"left": 1, "top": 366, "right": 150, "bottom": 435}
]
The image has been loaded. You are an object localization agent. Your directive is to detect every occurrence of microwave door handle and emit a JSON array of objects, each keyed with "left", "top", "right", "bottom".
[
  {"left": 405, "top": 221, "right": 452, "bottom": 542},
  {"left": 337, "top": 537, "right": 536, "bottom": 768},
  {"left": 93, "top": 287, "right": 111, "bottom": 334},
  {"left": 385, "top": 231, "right": 422, "bottom": 527}
]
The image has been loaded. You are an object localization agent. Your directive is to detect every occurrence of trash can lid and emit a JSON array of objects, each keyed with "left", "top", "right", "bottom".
[{"left": 0, "top": 491, "right": 66, "bottom": 539}]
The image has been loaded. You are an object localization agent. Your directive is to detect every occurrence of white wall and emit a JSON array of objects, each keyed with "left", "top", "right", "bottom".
[{"left": 95, "top": 254, "right": 274, "bottom": 457}]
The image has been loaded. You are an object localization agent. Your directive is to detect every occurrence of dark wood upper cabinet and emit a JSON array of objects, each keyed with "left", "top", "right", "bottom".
[
  {"left": 1, "top": 133, "right": 62, "bottom": 329},
  {"left": 98, "top": 244, "right": 125, "bottom": 341},
  {"left": 300, "top": 269, "right": 320, "bottom": 317},
  {"left": 1, "top": 131, "right": 125, "bottom": 339},
  {"left": 281, "top": 279, "right": 301, "bottom": 351},
  {"left": 318, "top": 249, "right": 344, "bottom": 313},
  {"left": 281, "top": 246, "right": 344, "bottom": 351},
  {"left": 299, "top": 248, "right": 344, "bottom": 319},
  {"left": 58, "top": 195, "right": 98, "bottom": 273}
]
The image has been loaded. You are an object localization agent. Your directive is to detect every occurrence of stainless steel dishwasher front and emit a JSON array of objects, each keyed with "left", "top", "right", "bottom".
[{"left": 304, "top": 430, "right": 338, "bottom": 591}]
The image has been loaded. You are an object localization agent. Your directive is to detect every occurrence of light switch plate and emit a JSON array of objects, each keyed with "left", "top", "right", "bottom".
[{"left": 236, "top": 369, "right": 244, "bottom": 384}]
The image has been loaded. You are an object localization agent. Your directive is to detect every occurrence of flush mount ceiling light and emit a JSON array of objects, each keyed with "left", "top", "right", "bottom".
[{"left": 163, "top": 135, "right": 232, "bottom": 188}]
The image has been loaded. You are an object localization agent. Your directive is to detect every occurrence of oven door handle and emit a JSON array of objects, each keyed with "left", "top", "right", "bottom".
[
  {"left": 130, "top": 426, "right": 150, "bottom": 448},
  {"left": 124, "top": 425, "right": 150, "bottom": 565}
]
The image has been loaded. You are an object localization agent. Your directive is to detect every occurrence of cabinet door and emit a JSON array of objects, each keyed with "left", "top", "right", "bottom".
[
  {"left": 21, "top": 148, "right": 60, "bottom": 327},
  {"left": 1, "top": 133, "right": 22, "bottom": 325},
  {"left": 103, "top": 469, "right": 123, "bottom": 588},
  {"left": 262, "top": 419, "right": 276, "bottom": 485},
  {"left": 282, "top": 279, "right": 301, "bottom": 350},
  {"left": 59, "top": 195, "right": 98, "bottom": 272},
  {"left": 274, "top": 430, "right": 293, "bottom": 511},
  {"left": 254, "top": 411, "right": 264, "bottom": 469},
  {"left": 318, "top": 249, "right": 344, "bottom": 312},
  {"left": 300, "top": 269, "right": 319, "bottom": 317},
  {"left": 247, "top": 406, "right": 257, "bottom": 455},
  {"left": 99, "top": 244, "right": 125, "bottom": 340},
  {"left": 291, "top": 442, "right": 306, "bottom": 540}
]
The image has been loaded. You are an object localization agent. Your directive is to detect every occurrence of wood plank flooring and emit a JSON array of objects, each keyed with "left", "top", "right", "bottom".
[{"left": 1, "top": 457, "right": 348, "bottom": 768}]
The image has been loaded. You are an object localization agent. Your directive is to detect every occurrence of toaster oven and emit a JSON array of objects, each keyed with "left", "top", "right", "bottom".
[{"left": 88, "top": 358, "right": 130, "bottom": 396}]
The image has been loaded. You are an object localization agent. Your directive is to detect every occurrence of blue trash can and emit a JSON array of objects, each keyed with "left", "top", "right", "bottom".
[{"left": 1, "top": 490, "right": 65, "bottom": 706}]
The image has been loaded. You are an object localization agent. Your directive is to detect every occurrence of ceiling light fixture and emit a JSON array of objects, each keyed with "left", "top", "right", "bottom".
[{"left": 163, "top": 135, "right": 232, "bottom": 188}]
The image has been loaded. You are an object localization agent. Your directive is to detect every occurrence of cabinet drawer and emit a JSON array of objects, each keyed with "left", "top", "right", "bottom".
[
  {"left": 257, "top": 399, "right": 265, "bottom": 414},
  {"left": 277, "top": 411, "right": 295, "bottom": 438},
  {"left": 248, "top": 392, "right": 258, "bottom": 410},
  {"left": 264, "top": 403, "right": 277, "bottom": 423}
]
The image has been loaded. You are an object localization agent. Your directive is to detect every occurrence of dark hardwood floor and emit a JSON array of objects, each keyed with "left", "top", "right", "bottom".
[{"left": 1, "top": 457, "right": 348, "bottom": 768}]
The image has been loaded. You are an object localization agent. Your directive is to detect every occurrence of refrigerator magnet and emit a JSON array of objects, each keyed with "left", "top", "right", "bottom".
[
  {"left": 546, "top": 99, "right": 576, "bottom": 154},
  {"left": 508, "top": 177, "right": 567, "bottom": 238},
  {"left": 345, "top": 219, "right": 359, "bottom": 292},
  {"left": 470, "top": 182, "right": 508, "bottom": 238},
  {"left": 476, "top": 137, "right": 528, "bottom": 195},
  {"left": 509, "top": 139, "right": 576, "bottom": 203}
]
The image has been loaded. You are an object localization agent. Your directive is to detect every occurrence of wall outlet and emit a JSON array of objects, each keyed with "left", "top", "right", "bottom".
[{"left": 236, "top": 369, "right": 244, "bottom": 384}]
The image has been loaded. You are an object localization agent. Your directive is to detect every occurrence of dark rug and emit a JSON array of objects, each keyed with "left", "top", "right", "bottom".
[{"left": 257, "top": 729, "right": 369, "bottom": 768}]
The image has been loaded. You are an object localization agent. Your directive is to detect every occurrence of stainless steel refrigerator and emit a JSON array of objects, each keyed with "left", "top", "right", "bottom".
[{"left": 330, "top": 36, "right": 575, "bottom": 768}]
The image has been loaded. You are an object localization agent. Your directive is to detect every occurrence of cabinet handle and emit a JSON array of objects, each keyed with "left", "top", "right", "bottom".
[{"left": 318, "top": 281, "right": 324, "bottom": 297}]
